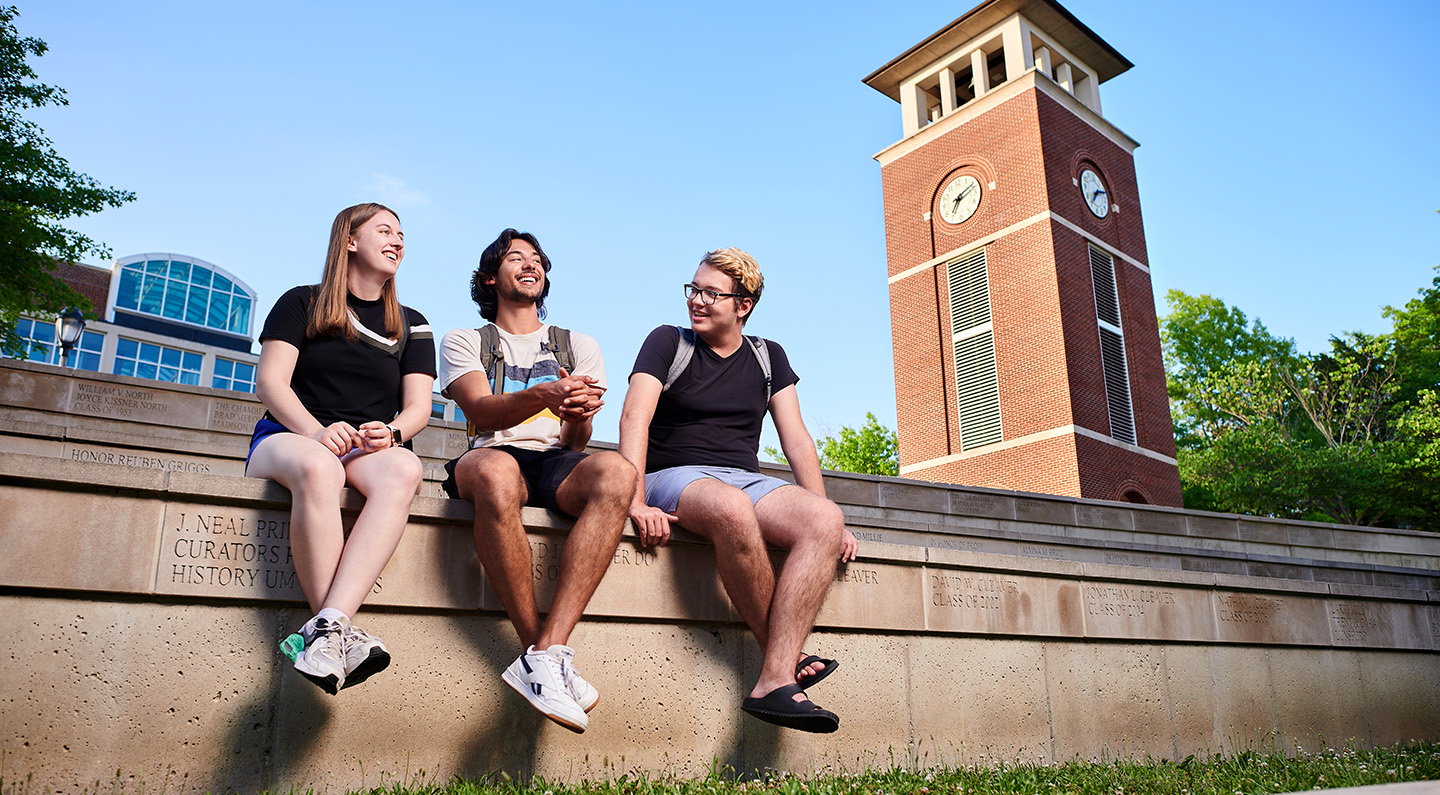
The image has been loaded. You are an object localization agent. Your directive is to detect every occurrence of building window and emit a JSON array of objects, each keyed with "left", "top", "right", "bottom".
[
  {"left": 114, "top": 337, "right": 202, "bottom": 386},
  {"left": 947, "top": 248, "right": 1002, "bottom": 450},
  {"left": 1089, "top": 245, "right": 1136, "bottom": 444},
  {"left": 6, "top": 318, "right": 103, "bottom": 371},
  {"left": 431, "top": 401, "right": 447, "bottom": 420},
  {"left": 212, "top": 358, "right": 256, "bottom": 393},
  {"left": 114, "top": 257, "right": 253, "bottom": 336}
]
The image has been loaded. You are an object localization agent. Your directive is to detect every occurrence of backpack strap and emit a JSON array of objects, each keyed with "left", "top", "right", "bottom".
[
  {"left": 746, "top": 335, "right": 772, "bottom": 402},
  {"left": 466, "top": 324, "right": 504, "bottom": 442},
  {"left": 662, "top": 326, "right": 772, "bottom": 402},
  {"left": 541, "top": 325, "right": 575, "bottom": 373},
  {"left": 662, "top": 326, "right": 696, "bottom": 392},
  {"left": 477, "top": 323, "right": 505, "bottom": 396}
]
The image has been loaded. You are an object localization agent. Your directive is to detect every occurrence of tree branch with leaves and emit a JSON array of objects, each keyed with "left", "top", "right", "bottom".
[{"left": 0, "top": 5, "right": 134, "bottom": 356}]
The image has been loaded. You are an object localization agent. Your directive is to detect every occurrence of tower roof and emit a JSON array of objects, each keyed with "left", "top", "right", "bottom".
[{"left": 863, "top": 0, "right": 1132, "bottom": 101}]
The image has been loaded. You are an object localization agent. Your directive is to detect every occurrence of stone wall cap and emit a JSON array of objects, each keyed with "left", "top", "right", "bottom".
[
  {"left": 0, "top": 452, "right": 167, "bottom": 492},
  {"left": 1080, "top": 562, "right": 1217, "bottom": 588},
  {"left": 927, "top": 547, "right": 1086, "bottom": 577},
  {"left": 167, "top": 470, "right": 290, "bottom": 504},
  {"left": 1326, "top": 582, "right": 1432, "bottom": 602},
  {"left": 1213, "top": 572, "right": 1330, "bottom": 596},
  {"left": 859, "top": 539, "right": 927, "bottom": 563}
]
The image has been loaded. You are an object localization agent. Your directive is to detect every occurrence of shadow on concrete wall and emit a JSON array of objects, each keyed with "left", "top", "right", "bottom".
[
  {"left": 665, "top": 541, "right": 782, "bottom": 779},
  {"left": 208, "top": 606, "right": 329, "bottom": 794}
]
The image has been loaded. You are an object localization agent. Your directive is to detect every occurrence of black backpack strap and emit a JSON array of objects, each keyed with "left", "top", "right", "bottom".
[
  {"left": 663, "top": 326, "right": 696, "bottom": 392},
  {"left": 542, "top": 325, "right": 575, "bottom": 373},
  {"left": 746, "top": 335, "right": 772, "bottom": 402}
]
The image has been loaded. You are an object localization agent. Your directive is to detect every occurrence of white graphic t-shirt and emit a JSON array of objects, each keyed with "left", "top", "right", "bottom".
[{"left": 438, "top": 324, "right": 605, "bottom": 451}]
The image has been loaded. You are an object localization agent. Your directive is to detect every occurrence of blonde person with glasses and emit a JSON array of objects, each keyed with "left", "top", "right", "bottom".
[{"left": 618, "top": 247, "right": 858, "bottom": 734}]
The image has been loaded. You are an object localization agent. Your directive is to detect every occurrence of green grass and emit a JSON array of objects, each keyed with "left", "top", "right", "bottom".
[
  {"left": 9, "top": 742, "right": 1438, "bottom": 795},
  {"left": 346, "top": 742, "right": 1438, "bottom": 795}
]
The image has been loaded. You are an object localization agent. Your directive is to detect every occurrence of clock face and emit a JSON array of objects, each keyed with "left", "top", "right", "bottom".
[
  {"left": 1080, "top": 168, "right": 1109, "bottom": 218},
  {"left": 938, "top": 175, "right": 982, "bottom": 224}
]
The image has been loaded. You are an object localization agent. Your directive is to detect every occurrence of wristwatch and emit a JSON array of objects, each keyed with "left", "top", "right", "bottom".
[{"left": 386, "top": 424, "right": 402, "bottom": 446}]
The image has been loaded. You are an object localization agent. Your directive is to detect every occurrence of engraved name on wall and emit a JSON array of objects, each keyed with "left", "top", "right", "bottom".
[
  {"left": 1082, "top": 583, "right": 1215, "bottom": 641},
  {"left": 156, "top": 505, "right": 305, "bottom": 600},
  {"left": 69, "top": 381, "right": 209, "bottom": 427},
  {"left": 209, "top": 400, "right": 264, "bottom": 433},
  {"left": 926, "top": 571, "right": 1054, "bottom": 634}
]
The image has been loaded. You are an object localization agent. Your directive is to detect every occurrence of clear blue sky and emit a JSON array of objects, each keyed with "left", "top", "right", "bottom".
[{"left": 20, "top": 1, "right": 1440, "bottom": 451}]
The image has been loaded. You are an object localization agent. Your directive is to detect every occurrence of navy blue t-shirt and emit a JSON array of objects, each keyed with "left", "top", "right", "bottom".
[
  {"left": 631, "top": 326, "right": 798, "bottom": 473},
  {"left": 259, "top": 285, "right": 436, "bottom": 428}
]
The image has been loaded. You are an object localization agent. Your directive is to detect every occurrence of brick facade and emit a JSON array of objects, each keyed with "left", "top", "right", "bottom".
[
  {"left": 882, "top": 85, "right": 1181, "bottom": 505},
  {"left": 54, "top": 260, "right": 112, "bottom": 318}
]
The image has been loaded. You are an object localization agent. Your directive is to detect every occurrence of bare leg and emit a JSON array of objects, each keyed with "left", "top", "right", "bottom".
[
  {"left": 751, "top": 485, "right": 844, "bottom": 699},
  {"left": 328, "top": 446, "right": 423, "bottom": 617},
  {"left": 673, "top": 479, "right": 778, "bottom": 649},
  {"left": 542, "top": 451, "right": 635, "bottom": 648},
  {"left": 246, "top": 434, "right": 347, "bottom": 614},
  {"left": 454, "top": 449, "right": 542, "bottom": 646}
]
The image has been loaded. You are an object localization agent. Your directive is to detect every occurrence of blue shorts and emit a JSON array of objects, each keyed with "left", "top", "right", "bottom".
[
  {"left": 245, "top": 417, "right": 354, "bottom": 474},
  {"left": 245, "top": 417, "right": 291, "bottom": 473},
  {"left": 644, "top": 465, "right": 791, "bottom": 513}
]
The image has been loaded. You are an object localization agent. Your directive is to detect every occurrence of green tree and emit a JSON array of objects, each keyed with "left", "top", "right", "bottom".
[
  {"left": 0, "top": 5, "right": 134, "bottom": 356},
  {"left": 1159, "top": 289, "right": 1300, "bottom": 446},
  {"left": 1395, "top": 389, "right": 1440, "bottom": 521},
  {"left": 764, "top": 413, "right": 899, "bottom": 476},
  {"left": 1162, "top": 284, "right": 1440, "bottom": 530},
  {"left": 1385, "top": 266, "right": 1440, "bottom": 411}
]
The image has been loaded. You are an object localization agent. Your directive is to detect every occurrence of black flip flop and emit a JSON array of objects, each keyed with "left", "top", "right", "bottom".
[
  {"left": 741, "top": 684, "right": 839, "bottom": 733},
  {"left": 795, "top": 655, "right": 838, "bottom": 688}
]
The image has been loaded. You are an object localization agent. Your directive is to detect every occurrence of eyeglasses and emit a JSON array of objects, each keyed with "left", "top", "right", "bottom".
[{"left": 683, "top": 284, "right": 747, "bottom": 305}]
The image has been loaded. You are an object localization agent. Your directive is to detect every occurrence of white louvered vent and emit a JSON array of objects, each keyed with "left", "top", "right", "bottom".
[
  {"left": 1090, "top": 245, "right": 1120, "bottom": 327},
  {"left": 955, "top": 331, "right": 1003, "bottom": 448},
  {"left": 947, "top": 249, "right": 1002, "bottom": 450},
  {"left": 948, "top": 249, "right": 991, "bottom": 330},
  {"left": 1098, "top": 327, "right": 1136, "bottom": 444},
  {"left": 1089, "top": 244, "right": 1136, "bottom": 444}
]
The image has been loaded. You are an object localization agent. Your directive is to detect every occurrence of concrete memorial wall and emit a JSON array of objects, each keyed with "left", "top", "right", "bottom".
[{"left": 2, "top": 360, "right": 1438, "bottom": 793}]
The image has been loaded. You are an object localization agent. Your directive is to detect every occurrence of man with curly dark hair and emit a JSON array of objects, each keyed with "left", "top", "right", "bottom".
[{"left": 437, "top": 228, "right": 634, "bottom": 734}]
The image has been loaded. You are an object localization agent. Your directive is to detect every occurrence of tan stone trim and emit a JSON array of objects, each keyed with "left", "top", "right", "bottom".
[
  {"left": 888, "top": 210, "right": 1148, "bottom": 287},
  {"left": 874, "top": 72, "right": 1139, "bottom": 167},
  {"left": 1047, "top": 211, "right": 1150, "bottom": 273},
  {"left": 875, "top": 72, "right": 1036, "bottom": 166},
  {"left": 1029, "top": 70, "right": 1138, "bottom": 152},
  {"left": 887, "top": 210, "right": 1053, "bottom": 285},
  {"left": 899, "top": 423, "right": 1176, "bottom": 474}
]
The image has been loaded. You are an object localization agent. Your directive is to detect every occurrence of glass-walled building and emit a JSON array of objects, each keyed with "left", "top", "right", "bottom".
[
  {"left": 6, "top": 255, "right": 463, "bottom": 422},
  {"left": 6, "top": 256, "right": 262, "bottom": 394}
]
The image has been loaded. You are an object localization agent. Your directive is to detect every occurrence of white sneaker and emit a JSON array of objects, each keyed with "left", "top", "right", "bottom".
[
  {"left": 341, "top": 624, "right": 391, "bottom": 689},
  {"left": 501, "top": 645, "right": 589, "bottom": 732},
  {"left": 551, "top": 644, "right": 599, "bottom": 712},
  {"left": 293, "top": 615, "right": 348, "bottom": 695}
]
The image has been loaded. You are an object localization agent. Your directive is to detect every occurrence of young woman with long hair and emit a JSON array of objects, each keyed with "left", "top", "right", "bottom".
[{"left": 246, "top": 202, "right": 436, "bottom": 694}]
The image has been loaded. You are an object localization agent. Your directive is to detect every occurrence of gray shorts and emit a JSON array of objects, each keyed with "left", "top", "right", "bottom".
[{"left": 644, "top": 465, "right": 791, "bottom": 513}]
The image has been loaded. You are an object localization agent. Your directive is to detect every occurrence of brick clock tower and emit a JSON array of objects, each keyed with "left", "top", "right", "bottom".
[{"left": 864, "top": 0, "right": 1182, "bottom": 505}]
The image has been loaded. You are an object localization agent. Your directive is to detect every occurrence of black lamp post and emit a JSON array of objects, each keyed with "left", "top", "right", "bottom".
[{"left": 54, "top": 308, "right": 86, "bottom": 367}]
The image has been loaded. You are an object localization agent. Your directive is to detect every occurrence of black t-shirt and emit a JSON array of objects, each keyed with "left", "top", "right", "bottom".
[
  {"left": 259, "top": 285, "right": 437, "bottom": 428},
  {"left": 631, "top": 325, "right": 799, "bottom": 473}
]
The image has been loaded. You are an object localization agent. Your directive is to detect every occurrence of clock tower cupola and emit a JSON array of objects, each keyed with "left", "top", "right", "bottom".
[{"left": 865, "top": 0, "right": 1182, "bottom": 505}]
